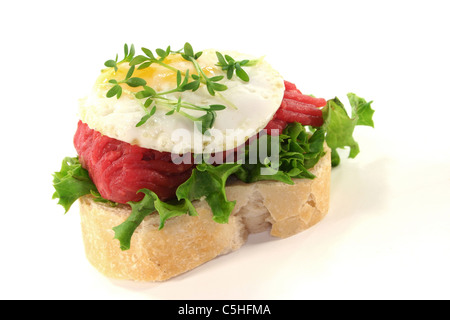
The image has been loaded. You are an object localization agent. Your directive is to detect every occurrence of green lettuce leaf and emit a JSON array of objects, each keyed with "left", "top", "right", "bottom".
[
  {"left": 322, "top": 93, "right": 374, "bottom": 166},
  {"left": 112, "top": 163, "right": 242, "bottom": 250},
  {"left": 234, "top": 122, "right": 325, "bottom": 184},
  {"left": 112, "top": 189, "right": 196, "bottom": 250},
  {"left": 303, "top": 127, "right": 326, "bottom": 169},
  {"left": 348, "top": 93, "right": 375, "bottom": 128},
  {"left": 111, "top": 190, "right": 156, "bottom": 251},
  {"left": 234, "top": 133, "right": 293, "bottom": 185},
  {"left": 52, "top": 157, "right": 97, "bottom": 212},
  {"left": 176, "top": 163, "right": 242, "bottom": 223},
  {"left": 90, "top": 190, "right": 118, "bottom": 207}
]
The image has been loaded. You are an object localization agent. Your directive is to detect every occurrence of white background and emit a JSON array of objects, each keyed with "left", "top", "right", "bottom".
[{"left": 0, "top": 0, "right": 449, "bottom": 300}]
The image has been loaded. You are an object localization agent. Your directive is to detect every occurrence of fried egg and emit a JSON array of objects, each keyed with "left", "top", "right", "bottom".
[{"left": 79, "top": 49, "right": 285, "bottom": 154}]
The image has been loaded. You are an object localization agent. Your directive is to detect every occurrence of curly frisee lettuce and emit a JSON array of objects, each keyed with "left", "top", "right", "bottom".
[
  {"left": 322, "top": 93, "right": 375, "bottom": 166},
  {"left": 53, "top": 94, "right": 374, "bottom": 250}
]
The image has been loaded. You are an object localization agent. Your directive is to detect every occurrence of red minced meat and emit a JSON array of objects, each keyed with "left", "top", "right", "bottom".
[
  {"left": 264, "top": 81, "right": 326, "bottom": 134},
  {"left": 74, "top": 121, "right": 194, "bottom": 204}
]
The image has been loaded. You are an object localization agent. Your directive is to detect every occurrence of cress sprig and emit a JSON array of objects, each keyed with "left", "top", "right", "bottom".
[
  {"left": 215, "top": 52, "right": 259, "bottom": 82},
  {"left": 103, "top": 42, "right": 257, "bottom": 130},
  {"left": 104, "top": 44, "right": 135, "bottom": 72},
  {"left": 180, "top": 43, "right": 228, "bottom": 96},
  {"left": 107, "top": 67, "right": 225, "bottom": 134}
]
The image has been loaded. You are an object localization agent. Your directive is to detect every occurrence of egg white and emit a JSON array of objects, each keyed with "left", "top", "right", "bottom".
[{"left": 79, "top": 49, "right": 285, "bottom": 154}]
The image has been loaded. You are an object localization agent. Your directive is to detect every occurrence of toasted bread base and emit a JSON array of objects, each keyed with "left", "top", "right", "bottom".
[{"left": 78, "top": 146, "right": 330, "bottom": 281}]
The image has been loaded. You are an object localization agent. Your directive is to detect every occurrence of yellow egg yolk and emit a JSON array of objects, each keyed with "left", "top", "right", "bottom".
[{"left": 97, "top": 53, "right": 217, "bottom": 93}]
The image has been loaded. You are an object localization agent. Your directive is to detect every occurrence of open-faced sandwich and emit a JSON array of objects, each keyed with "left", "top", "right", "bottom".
[{"left": 52, "top": 43, "right": 374, "bottom": 281}]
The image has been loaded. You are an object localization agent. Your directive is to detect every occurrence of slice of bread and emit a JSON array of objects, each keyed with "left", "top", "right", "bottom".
[{"left": 78, "top": 145, "right": 331, "bottom": 281}]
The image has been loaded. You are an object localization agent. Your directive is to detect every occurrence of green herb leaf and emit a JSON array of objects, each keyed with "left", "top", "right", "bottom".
[
  {"left": 209, "top": 75, "right": 224, "bottom": 82},
  {"left": 141, "top": 47, "right": 155, "bottom": 59},
  {"left": 130, "top": 55, "right": 149, "bottom": 66},
  {"left": 125, "top": 65, "right": 135, "bottom": 80},
  {"left": 195, "top": 111, "right": 216, "bottom": 134},
  {"left": 182, "top": 42, "right": 194, "bottom": 60},
  {"left": 176, "top": 70, "right": 182, "bottom": 86},
  {"left": 182, "top": 80, "right": 200, "bottom": 91},
  {"left": 135, "top": 91, "right": 150, "bottom": 99},
  {"left": 106, "top": 84, "right": 121, "bottom": 98},
  {"left": 194, "top": 51, "right": 203, "bottom": 59},
  {"left": 215, "top": 51, "right": 252, "bottom": 82},
  {"left": 125, "top": 44, "right": 135, "bottom": 62},
  {"left": 235, "top": 63, "right": 249, "bottom": 82},
  {"left": 136, "top": 105, "right": 157, "bottom": 127},
  {"left": 136, "top": 86, "right": 156, "bottom": 99},
  {"left": 136, "top": 113, "right": 153, "bottom": 127},
  {"left": 210, "top": 82, "right": 227, "bottom": 92},
  {"left": 180, "top": 69, "right": 190, "bottom": 86},
  {"left": 126, "top": 77, "right": 147, "bottom": 87},
  {"left": 144, "top": 98, "right": 153, "bottom": 107},
  {"left": 137, "top": 61, "right": 152, "bottom": 70},
  {"left": 227, "top": 65, "right": 234, "bottom": 79},
  {"left": 104, "top": 60, "right": 117, "bottom": 68},
  {"left": 143, "top": 86, "right": 157, "bottom": 96},
  {"left": 216, "top": 52, "right": 227, "bottom": 65},
  {"left": 104, "top": 44, "right": 135, "bottom": 71},
  {"left": 116, "top": 86, "right": 123, "bottom": 99},
  {"left": 206, "top": 82, "right": 215, "bottom": 96},
  {"left": 156, "top": 48, "right": 167, "bottom": 59},
  {"left": 225, "top": 55, "right": 235, "bottom": 63},
  {"left": 208, "top": 104, "right": 227, "bottom": 111}
]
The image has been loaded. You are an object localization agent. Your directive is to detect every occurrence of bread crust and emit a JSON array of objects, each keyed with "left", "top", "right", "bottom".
[{"left": 78, "top": 145, "right": 331, "bottom": 281}]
